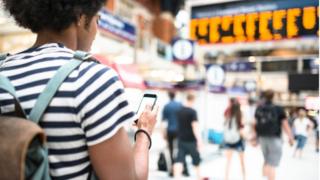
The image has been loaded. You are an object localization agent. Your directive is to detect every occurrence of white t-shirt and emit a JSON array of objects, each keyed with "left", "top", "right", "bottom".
[{"left": 294, "top": 117, "right": 312, "bottom": 136}]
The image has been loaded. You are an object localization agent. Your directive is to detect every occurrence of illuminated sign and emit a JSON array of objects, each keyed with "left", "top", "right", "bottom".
[{"left": 190, "top": 0, "right": 319, "bottom": 44}]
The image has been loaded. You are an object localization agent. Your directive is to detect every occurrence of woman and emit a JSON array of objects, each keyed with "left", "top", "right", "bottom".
[
  {"left": 223, "top": 98, "right": 245, "bottom": 180},
  {"left": 293, "top": 108, "right": 313, "bottom": 158},
  {"left": 0, "top": 0, "right": 157, "bottom": 179}
]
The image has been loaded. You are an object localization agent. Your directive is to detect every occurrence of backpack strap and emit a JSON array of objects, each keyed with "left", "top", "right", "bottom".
[
  {"left": 0, "top": 53, "right": 7, "bottom": 61},
  {"left": 0, "top": 53, "right": 27, "bottom": 118},
  {"left": 0, "top": 53, "right": 9, "bottom": 67},
  {"left": 28, "top": 51, "right": 92, "bottom": 123},
  {"left": 0, "top": 75, "right": 27, "bottom": 118}
]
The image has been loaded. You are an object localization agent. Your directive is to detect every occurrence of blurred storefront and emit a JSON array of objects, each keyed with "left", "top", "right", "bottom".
[{"left": 93, "top": 0, "right": 200, "bottom": 90}]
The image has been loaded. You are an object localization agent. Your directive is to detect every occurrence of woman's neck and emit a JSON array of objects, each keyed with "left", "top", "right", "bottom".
[{"left": 33, "top": 28, "right": 77, "bottom": 50}]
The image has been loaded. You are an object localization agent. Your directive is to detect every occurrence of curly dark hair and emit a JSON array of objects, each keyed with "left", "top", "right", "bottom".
[{"left": 2, "top": 0, "right": 105, "bottom": 32}]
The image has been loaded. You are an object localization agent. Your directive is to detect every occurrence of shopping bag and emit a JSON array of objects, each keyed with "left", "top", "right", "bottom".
[{"left": 208, "top": 129, "right": 224, "bottom": 145}]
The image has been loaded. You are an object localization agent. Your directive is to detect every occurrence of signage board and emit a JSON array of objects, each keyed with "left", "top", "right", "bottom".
[
  {"left": 172, "top": 38, "right": 195, "bottom": 63},
  {"left": 207, "top": 65, "right": 225, "bottom": 86},
  {"left": 99, "top": 8, "right": 136, "bottom": 44},
  {"left": 190, "top": 0, "right": 319, "bottom": 44},
  {"left": 223, "top": 61, "right": 254, "bottom": 72},
  {"left": 206, "top": 65, "right": 226, "bottom": 93}
]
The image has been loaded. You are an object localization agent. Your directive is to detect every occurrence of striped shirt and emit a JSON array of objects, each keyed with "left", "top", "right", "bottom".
[{"left": 0, "top": 43, "right": 136, "bottom": 179}]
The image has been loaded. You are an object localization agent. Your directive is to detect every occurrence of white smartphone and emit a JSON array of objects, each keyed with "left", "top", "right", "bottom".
[{"left": 135, "top": 93, "right": 157, "bottom": 123}]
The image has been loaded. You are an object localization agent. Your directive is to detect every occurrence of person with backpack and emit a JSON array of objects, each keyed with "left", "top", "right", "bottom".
[
  {"left": 0, "top": 0, "right": 158, "bottom": 179},
  {"left": 223, "top": 98, "right": 246, "bottom": 180},
  {"left": 254, "top": 90, "right": 294, "bottom": 180}
]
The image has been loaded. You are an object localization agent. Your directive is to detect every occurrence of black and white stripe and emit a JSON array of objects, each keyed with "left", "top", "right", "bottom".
[{"left": 0, "top": 43, "right": 136, "bottom": 179}]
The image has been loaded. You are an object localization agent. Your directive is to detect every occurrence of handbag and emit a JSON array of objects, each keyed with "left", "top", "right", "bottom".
[{"left": 157, "top": 152, "right": 168, "bottom": 171}]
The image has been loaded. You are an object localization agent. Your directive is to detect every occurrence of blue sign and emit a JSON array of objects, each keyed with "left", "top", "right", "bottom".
[
  {"left": 206, "top": 65, "right": 226, "bottom": 93},
  {"left": 223, "top": 62, "right": 253, "bottom": 72},
  {"left": 172, "top": 39, "right": 195, "bottom": 63},
  {"left": 98, "top": 9, "right": 136, "bottom": 44}
]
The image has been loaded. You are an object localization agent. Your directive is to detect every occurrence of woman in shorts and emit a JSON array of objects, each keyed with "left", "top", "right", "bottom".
[{"left": 223, "top": 98, "right": 246, "bottom": 180}]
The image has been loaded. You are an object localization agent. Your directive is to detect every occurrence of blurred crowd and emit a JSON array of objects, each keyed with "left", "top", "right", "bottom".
[{"left": 158, "top": 90, "right": 319, "bottom": 180}]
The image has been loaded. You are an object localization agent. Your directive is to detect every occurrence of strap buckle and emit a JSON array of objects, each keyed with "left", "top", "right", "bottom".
[
  {"left": 0, "top": 54, "right": 8, "bottom": 61},
  {"left": 73, "top": 51, "right": 92, "bottom": 61},
  {"left": 0, "top": 54, "right": 8, "bottom": 67}
]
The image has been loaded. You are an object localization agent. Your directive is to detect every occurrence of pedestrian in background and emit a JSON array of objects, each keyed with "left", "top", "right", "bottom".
[
  {"left": 293, "top": 108, "right": 313, "bottom": 158},
  {"left": 174, "top": 93, "right": 203, "bottom": 180},
  {"left": 254, "top": 90, "right": 294, "bottom": 180},
  {"left": 288, "top": 108, "right": 298, "bottom": 128},
  {"left": 162, "top": 91, "right": 189, "bottom": 176},
  {"left": 0, "top": 0, "right": 158, "bottom": 179},
  {"left": 223, "top": 98, "right": 246, "bottom": 180},
  {"left": 314, "top": 114, "right": 319, "bottom": 153},
  {"left": 242, "top": 98, "right": 257, "bottom": 142}
]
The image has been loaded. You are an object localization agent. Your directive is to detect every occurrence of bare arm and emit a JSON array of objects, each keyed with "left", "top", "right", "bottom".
[
  {"left": 308, "top": 119, "right": 314, "bottom": 130},
  {"left": 133, "top": 129, "right": 153, "bottom": 180},
  {"left": 89, "top": 131, "right": 151, "bottom": 180},
  {"left": 282, "top": 119, "right": 294, "bottom": 145},
  {"left": 192, "top": 121, "right": 202, "bottom": 144},
  {"left": 89, "top": 106, "right": 158, "bottom": 180},
  {"left": 161, "top": 121, "right": 168, "bottom": 140},
  {"left": 89, "top": 128, "right": 139, "bottom": 180}
]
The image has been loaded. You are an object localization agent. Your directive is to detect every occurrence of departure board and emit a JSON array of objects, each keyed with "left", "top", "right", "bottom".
[{"left": 190, "top": 0, "right": 319, "bottom": 44}]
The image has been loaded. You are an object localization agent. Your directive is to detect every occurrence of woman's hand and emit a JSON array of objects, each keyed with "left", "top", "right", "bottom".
[{"left": 137, "top": 105, "right": 158, "bottom": 135}]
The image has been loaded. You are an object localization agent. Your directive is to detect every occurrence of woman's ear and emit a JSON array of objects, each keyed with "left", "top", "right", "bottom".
[{"left": 77, "top": 15, "right": 86, "bottom": 27}]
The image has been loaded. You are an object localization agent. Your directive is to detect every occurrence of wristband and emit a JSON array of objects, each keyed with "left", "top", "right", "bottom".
[{"left": 134, "top": 129, "right": 152, "bottom": 149}]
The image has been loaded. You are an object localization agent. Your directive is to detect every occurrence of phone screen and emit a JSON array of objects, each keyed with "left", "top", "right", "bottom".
[{"left": 136, "top": 94, "right": 157, "bottom": 119}]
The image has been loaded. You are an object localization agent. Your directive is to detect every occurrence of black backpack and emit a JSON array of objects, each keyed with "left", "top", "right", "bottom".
[{"left": 255, "top": 104, "right": 281, "bottom": 136}]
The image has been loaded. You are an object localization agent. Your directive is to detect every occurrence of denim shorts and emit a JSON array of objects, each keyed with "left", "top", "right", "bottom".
[
  {"left": 224, "top": 140, "right": 245, "bottom": 152},
  {"left": 296, "top": 135, "right": 307, "bottom": 149}
]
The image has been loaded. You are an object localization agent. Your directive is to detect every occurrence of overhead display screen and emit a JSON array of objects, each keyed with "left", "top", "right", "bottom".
[{"left": 190, "top": 0, "right": 319, "bottom": 44}]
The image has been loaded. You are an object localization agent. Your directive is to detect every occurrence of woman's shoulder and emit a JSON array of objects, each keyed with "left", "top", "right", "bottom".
[{"left": 76, "top": 60, "right": 118, "bottom": 80}]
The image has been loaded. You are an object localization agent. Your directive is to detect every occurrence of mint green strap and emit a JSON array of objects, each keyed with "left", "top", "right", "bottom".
[
  {"left": 28, "top": 51, "right": 91, "bottom": 123},
  {"left": 0, "top": 53, "right": 27, "bottom": 117},
  {"left": 0, "top": 75, "right": 18, "bottom": 100},
  {"left": 28, "top": 59, "right": 81, "bottom": 123},
  {"left": 0, "top": 75, "right": 27, "bottom": 117},
  {"left": 0, "top": 53, "right": 7, "bottom": 61}
]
